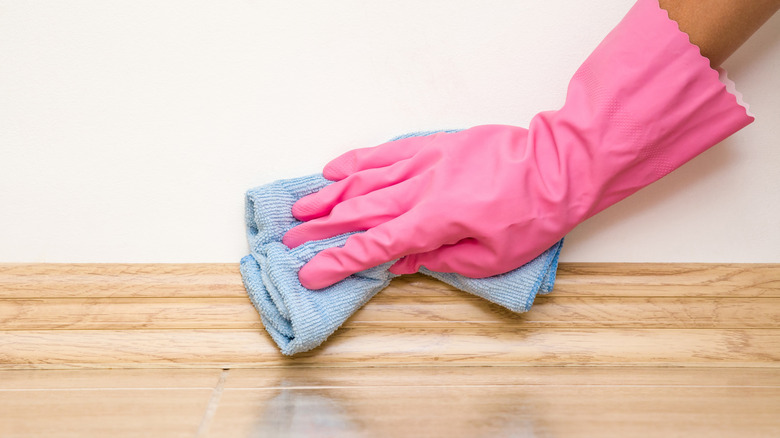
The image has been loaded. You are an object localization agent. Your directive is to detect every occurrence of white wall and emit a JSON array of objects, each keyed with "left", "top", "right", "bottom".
[{"left": 1, "top": 0, "right": 778, "bottom": 263}]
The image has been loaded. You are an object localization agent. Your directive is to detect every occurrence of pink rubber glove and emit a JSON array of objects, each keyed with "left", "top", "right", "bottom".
[{"left": 284, "top": 0, "right": 754, "bottom": 290}]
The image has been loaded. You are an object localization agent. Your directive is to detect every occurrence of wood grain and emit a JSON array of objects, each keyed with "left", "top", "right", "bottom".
[
  {"left": 0, "top": 389, "right": 213, "bottom": 438},
  {"left": 2, "top": 263, "right": 778, "bottom": 298},
  {"left": 385, "top": 263, "right": 780, "bottom": 297},
  {"left": 1, "top": 263, "right": 779, "bottom": 368},
  {"left": 0, "top": 298, "right": 262, "bottom": 330},
  {"left": 208, "top": 386, "right": 780, "bottom": 438},
  {"left": 3, "top": 367, "right": 777, "bottom": 438},
  {"left": 222, "top": 365, "right": 780, "bottom": 388},
  {"left": 350, "top": 295, "right": 780, "bottom": 328},
  {"left": 1, "top": 328, "right": 777, "bottom": 368},
  {"left": 1, "top": 263, "right": 778, "bottom": 436},
  {"left": 552, "top": 263, "right": 780, "bottom": 297},
  {"left": 1, "top": 296, "right": 777, "bottom": 330},
  {"left": 0, "top": 369, "right": 221, "bottom": 389},
  {"left": 0, "top": 263, "right": 245, "bottom": 298}
]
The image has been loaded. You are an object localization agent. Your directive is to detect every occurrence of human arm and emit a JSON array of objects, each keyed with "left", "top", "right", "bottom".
[
  {"left": 284, "top": 0, "right": 773, "bottom": 290},
  {"left": 659, "top": 0, "right": 779, "bottom": 68}
]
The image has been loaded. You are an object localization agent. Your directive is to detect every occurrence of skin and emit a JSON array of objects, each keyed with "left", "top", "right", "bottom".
[{"left": 658, "top": 0, "right": 780, "bottom": 67}]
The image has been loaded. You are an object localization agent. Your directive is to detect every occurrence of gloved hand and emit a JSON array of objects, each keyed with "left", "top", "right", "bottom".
[{"left": 283, "top": 0, "right": 754, "bottom": 290}]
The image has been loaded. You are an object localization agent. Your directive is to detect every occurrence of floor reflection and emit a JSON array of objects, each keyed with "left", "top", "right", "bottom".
[
  {"left": 249, "top": 379, "right": 365, "bottom": 438},
  {"left": 246, "top": 369, "right": 545, "bottom": 437}
]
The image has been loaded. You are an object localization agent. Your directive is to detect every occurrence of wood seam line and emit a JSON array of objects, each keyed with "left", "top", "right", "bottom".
[{"left": 219, "top": 384, "right": 780, "bottom": 390}]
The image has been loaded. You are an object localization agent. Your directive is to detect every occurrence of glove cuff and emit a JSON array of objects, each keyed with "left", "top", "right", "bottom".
[{"left": 530, "top": 0, "right": 755, "bottom": 226}]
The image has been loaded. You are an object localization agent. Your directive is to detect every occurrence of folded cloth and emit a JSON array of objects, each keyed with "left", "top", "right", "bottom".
[{"left": 240, "top": 131, "right": 564, "bottom": 355}]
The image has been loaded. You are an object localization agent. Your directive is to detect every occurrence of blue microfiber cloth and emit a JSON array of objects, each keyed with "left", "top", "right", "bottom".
[{"left": 239, "top": 131, "right": 564, "bottom": 355}]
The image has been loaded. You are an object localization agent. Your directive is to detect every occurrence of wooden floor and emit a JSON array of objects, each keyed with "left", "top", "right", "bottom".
[{"left": 1, "top": 263, "right": 778, "bottom": 437}]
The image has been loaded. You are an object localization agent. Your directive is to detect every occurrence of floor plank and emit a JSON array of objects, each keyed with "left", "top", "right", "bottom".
[
  {"left": 552, "top": 263, "right": 780, "bottom": 297},
  {"left": 0, "top": 369, "right": 221, "bottom": 389},
  {"left": 2, "top": 296, "right": 777, "bottom": 330},
  {"left": 1, "top": 263, "right": 778, "bottom": 436},
  {"left": 385, "top": 263, "right": 780, "bottom": 297},
  {"left": 350, "top": 295, "right": 780, "bottom": 328},
  {"left": 207, "top": 385, "right": 780, "bottom": 438},
  {"left": 1, "top": 328, "right": 777, "bottom": 368},
  {"left": 222, "top": 366, "right": 780, "bottom": 388},
  {"left": 0, "top": 263, "right": 245, "bottom": 299},
  {"left": 0, "top": 298, "right": 262, "bottom": 330},
  {"left": 2, "top": 367, "right": 777, "bottom": 437},
  {"left": 2, "top": 263, "right": 778, "bottom": 298},
  {"left": 0, "top": 389, "right": 214, "bottom": 438}
]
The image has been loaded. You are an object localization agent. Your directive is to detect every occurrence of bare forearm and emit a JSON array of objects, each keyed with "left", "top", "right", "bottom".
[{"left": 658, "top": 0, "right": 779, "bottom": 67}]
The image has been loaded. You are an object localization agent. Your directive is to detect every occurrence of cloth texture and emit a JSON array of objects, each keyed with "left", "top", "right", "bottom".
[{"left": 240, "top": 131, "right": 564, "bottom": 356}]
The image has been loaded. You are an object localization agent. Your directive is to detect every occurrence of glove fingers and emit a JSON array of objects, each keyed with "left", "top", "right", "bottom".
[
  {"left": 323, "top": 134, "right": 435, "bottom": 181},
  {"left": 389, "top": 239, "right": 505, "bottom": 278},
  {"left": 283, "top": 176, "right": 424, "bottom": 249},
  {"left": 292, "top": 158, "right": 417, "bottom": 222},
  {"left": 297, "top": 206, "right": 443, "bottom": 290}
]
